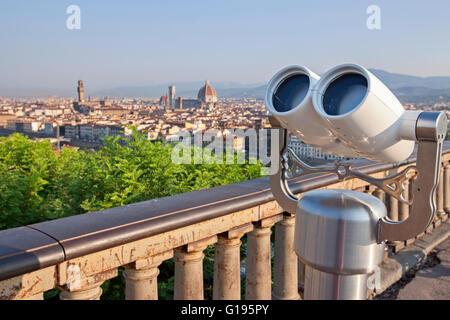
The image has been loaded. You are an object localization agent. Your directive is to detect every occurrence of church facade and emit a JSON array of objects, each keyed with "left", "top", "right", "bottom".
[{"left": 159, "top": 80, "right": 218, "bottom": 109}]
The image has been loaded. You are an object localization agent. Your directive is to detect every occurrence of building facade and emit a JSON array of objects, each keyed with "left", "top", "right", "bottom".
[
  {"left": 289, "top": 136, "right": 351, "bottom": 161},
  {"left": 160, "top": 80, "right": 218, "bottom": 110}
]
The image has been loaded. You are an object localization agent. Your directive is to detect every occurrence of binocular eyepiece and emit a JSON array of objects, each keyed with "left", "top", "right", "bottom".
[{"left": 265, "top": 64, "right": 416, "bottom": 163}]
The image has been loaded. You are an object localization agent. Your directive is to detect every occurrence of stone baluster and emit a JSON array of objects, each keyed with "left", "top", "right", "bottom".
[
  {"left": 444, "top": 163, "right": 450, "bottom": 222},
  {"left": 174, "top": 236, "right": 217, "bottom": 300},
  {"left": 123, "top": 250, "right": 173, "bottom": 300},
  {"left": 388, "top": 194, "right": 399, "bottom": 222},
  {"left": 213, "top": 223, "right": 253, "bottom": 300},
  {"left": 399, "top": 180, "right": 410, "bottom": 221},
  {"left": 370, "top": 187, "right": 390, "bottom": 257},
  {"left": 60, "top": 283, "right": 103, "bottom": 300},
  {"left": 273, "top": 213, "right": 300, "bottom": 300},
  {"left": 298, "top": 259, "right": 305, "bottom": 297},
  {"left": 59, "top": 268, "right": 118, "bottom": 300},
  {"left": 387, "top": 194, "right": 404, "bottom": 252},
  {"left": 373, "top": 188, "right": 385, "bottom": 203},
  {"left": 435, "top": 166, "right": 445, "bottom": 228},
  {"left": 399, "top": 179, "right": 416, "bottom": 246},
  {"left": 246, "top": 215, "right": 281, "bottom": 300}
]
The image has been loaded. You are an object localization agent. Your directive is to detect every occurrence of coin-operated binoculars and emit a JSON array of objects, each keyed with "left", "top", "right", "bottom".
[{"left": 265, "top": 64, "right": 447, "bottom": 299}]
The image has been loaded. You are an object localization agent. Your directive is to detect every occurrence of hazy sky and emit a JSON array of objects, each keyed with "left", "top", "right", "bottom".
[{"left": 1, "top": 0, "right": 450, "bottom": 94}]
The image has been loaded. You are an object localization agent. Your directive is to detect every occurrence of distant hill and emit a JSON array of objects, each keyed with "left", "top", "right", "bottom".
[
  {"left": 215, "top": 69, "right": 450, "bottom": 101},
  {"left": 393, "top": 87, "right": 450, "bottom": 103},
  {"left": 92, "top": 81, "right": 264, "bottom": 99},
  {"left": 218, "top": 85, "right": 267, "bottom": 99},
  {"left": 3, "top": 69, "right": 450, "bottom": 100},
  {"left": 92, "top": 69, "right": 450, "bottom": 100},
  {"left": 369, "top": 69, "right": 450, "bottom": 90},
  {"left": 394, "top": 86, "right": 450, "bottom": 97}
]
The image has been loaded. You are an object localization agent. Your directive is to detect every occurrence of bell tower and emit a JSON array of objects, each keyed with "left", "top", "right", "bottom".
[{"left": 77, "top": 80, "right": 85, "bottom": 102}]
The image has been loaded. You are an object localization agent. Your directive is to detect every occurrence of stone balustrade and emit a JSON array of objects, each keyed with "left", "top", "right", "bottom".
[{"left": 0, "top": 146, "right": 449, "bottom": 300}]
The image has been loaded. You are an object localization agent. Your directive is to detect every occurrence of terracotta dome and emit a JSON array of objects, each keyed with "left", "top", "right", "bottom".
[{"left": 197, "top": 80, "right": 218, "bottom": 103}]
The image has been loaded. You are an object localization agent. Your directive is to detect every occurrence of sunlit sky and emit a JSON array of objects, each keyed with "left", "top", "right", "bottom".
[{"left": 1, "top": 0, "right": 450, "bottom": 93}]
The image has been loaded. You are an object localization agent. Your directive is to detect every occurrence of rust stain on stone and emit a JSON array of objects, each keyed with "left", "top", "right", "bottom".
[{"left": 0, "top": 283, "right": 22, "bottom": 300}]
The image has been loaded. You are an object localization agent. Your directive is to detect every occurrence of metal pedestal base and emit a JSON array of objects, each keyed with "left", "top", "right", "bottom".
[
  {"left": 294, "top": 189, "right": 387, "bottom": 300},
  {"left": 304, "top": 266, "right": 368, "bottom": 300}
]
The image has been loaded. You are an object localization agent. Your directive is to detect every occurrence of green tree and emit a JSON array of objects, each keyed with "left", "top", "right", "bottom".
[{"left": 0, "top": 131, "right": 264, "bottom": 299}]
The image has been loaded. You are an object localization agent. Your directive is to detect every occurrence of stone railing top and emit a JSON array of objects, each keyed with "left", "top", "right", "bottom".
[{"left": 1, "top": 142, "right": 449, "bottom": 281}]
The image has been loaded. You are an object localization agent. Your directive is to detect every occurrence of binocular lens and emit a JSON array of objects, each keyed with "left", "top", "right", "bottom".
[
  {"left": 323, "top": 73, "right": 368, "bottom": 116},
  {"left": 272, "top": 74, "right": 310, "bottom": 113}
]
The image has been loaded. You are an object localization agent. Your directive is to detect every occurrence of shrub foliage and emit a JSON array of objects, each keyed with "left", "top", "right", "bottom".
[{"left": 0, "top": 130, "right": 263, "bottom": 299}]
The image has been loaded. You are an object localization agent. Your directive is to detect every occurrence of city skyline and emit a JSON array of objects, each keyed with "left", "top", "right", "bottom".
[
  {"left": 1, "top": 0, "right": 450, "bottom": 96},
  {"left": 3, "top": 67, "right": 450, "bottom": 100}
]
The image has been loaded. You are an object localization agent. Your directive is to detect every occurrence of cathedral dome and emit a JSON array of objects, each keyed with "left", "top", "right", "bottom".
[{"left": 197, "top": 80, "right": 218, "bottom": 103}]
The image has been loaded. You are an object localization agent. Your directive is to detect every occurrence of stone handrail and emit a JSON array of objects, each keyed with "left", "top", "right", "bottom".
[{"left": 1, "top": 143, "right": 449, "bottom": 300}]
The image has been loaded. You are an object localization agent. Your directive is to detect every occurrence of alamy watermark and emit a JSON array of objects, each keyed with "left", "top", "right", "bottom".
[
  {"left": 66, "top": 5, "right": 381, "bottom": 31},
  {"left": 66, "top": 5, "right": 81, "bottom": 30},
  {"left": 367, "top": 5, "right": 381, "bottom": 30},
  {"left": 170, "top": 128, "right": 279, "bottom": 175},
  {"left": 367, "top": 265, "right": 382, "bottom": 291}
]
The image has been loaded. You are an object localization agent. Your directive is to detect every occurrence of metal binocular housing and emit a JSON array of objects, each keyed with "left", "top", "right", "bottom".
[{"left": 265, "top": 63, "right": 447, "bottom": 299}]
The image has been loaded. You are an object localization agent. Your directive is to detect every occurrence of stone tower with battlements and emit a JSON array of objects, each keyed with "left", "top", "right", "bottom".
[{"left": 77, "top": 80, "right": 85, "bottom": 102}]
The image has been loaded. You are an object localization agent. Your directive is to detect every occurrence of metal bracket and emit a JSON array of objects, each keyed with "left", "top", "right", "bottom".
[
  {"left": 378, "top": 112, "right": 447, "bottom": 241},
  {"left": 269, "top": 112, "right": 447, "bottom": 242},
  {"left": 269, "top": 117, "right": 298, "bottom": 215},
  {"left": 286, "top": 148, "right": 417, "bottom": 205}
]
